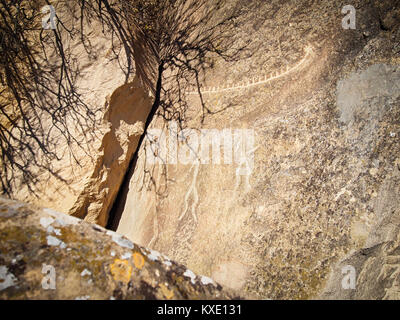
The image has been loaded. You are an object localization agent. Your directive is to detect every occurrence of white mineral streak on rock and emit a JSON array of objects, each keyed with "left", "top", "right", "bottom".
[
  {"left": 40, "top": 217, "right": 55, "bottom": 228},
  {"left": 164, "top": 260, "right": 172, "bottom": 267},
  {"left": 47, "top": 225, "right": 61, "bottom": 235},
  {"left": 201, "top": 275, "right": 216, "bottom": 286},
  {"left": 43, "top": 208, "right": 80, "bottom": 226},
  {"left": 46, "top": 235, "right": 67, "bottom": 249},
  {"left": 147, "top": 249, "right": 161, "bottom": 261},
  {"left": 106, "top": 230, "right": 134, "bottom": 249},
  {"left": 81, "top": 269, "right": 92, "bottom": 277},
  {"left": 183, "top": 269, "right": 197, "bottom": 284}
]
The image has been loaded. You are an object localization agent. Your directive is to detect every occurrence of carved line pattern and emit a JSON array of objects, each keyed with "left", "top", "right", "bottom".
[{"left": 186, "top": 45, "right": 314, "bottom": 95}]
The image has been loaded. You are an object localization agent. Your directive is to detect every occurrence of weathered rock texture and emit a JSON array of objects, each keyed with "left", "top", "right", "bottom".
[
  {"left": 319, "top": 167, "right": 400, "bottom": 299},
  {"left": 115, "top": 0, "right": 400, "bottom": 299},
  {"left": 2, "top": 0, "right": 399, "bottom": 300},
  {"left": 68, "top": 78, "right": 152, "bottom": 226},
  {"left": 8, "top": 8, "right": 152, "bottom": 227},
  {"left": 0, "top": 197, "right": 236, "bottom": 300}
]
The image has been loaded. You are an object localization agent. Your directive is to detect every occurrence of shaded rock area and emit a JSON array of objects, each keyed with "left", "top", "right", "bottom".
[
  {"left": 0, "top": 197, "right": 236, "bottom": 300},
  {"left": 9, "top": 11, "right": 152, "bottom": 228},
  {"left": 115, "top": 0, "right": 400, "bottom": 299},
  {"left": 68, "top": 78, "right": 153, "bottom": 226}
]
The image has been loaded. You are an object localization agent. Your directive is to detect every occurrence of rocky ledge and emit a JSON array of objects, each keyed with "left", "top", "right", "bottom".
[{"left": 0, "top": 197, "right": 237, "bottom": 300}]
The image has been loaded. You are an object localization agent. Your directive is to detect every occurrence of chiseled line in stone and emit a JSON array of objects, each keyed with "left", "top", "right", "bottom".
[
  {"left": 147, "top": 165, "right": 166, "bottom": 249},
  {"left": 186, "top": 45, "right": 314, "bottom": 95},
  {"left": 147, "top": 216, "right": 159, "bottom": 248},
  {"left": 234, "top": 146, "right": 258, "bottom": 193},
  {"left": 178, "top": 161, "right": 200, "bottom": 223}
]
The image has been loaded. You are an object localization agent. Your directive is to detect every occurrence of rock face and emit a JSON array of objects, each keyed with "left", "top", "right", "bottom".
[
  {"left": 9, "top": 13, "right": 152, "bottom": 227},
  {"left": 114, "top": 0, "right": 400, "bottom": 299},
  {"left": 68, "top": 78, "right": 152, "bottom": 226},
  {"left": 2, "top": 0, "right": 399, "bottom": 300},
  {"left": 319, "top": 168, "right": 400, "bottom": 299},
  {"left": 0, "top": 197, "right": 236, "bottom": 300}
]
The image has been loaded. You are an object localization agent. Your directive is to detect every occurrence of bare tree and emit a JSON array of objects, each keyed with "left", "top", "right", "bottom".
[
  {"left": 0, "top": 0, "right": 246, "bottom": 198},
  {"left": 0, "top": 0, "right": 101, "bottom": 196}
]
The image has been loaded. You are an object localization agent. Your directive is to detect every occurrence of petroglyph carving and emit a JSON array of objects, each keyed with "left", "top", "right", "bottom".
[
  {"left": 179, "top": 161, "right": 200, "bottom": 223},
  {"left": 186, "top": 45, "right": 314, "bottom": 95}
]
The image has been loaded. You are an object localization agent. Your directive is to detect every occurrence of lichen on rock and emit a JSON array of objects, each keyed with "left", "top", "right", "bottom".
[{"left": 0, "top": 197, "right": 237, "bottom": 300}]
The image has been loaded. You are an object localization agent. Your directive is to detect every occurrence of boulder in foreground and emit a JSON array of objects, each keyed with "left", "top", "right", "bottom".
[{"left": 0, "top": 197, "right": 236, "bottom": 300}]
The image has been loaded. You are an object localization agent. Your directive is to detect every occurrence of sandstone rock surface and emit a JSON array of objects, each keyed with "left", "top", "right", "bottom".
[
  {"left": 8, "top": 11, "right": 152, "bottom": 227},
  {"left": 68, "top": 78, "right": 152, "bottom": 226},
  {"left": 114, "top": 0, "right": 400, "bottom": 299},
  {"left": 0, "top": 197, "right": 236, "bottom": 300},
  {"left": 2, "top": 0, "right": 399, "bottom": 300},
  {"left": 319, "top": 167, "right": 400, "bottom": 299}
]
